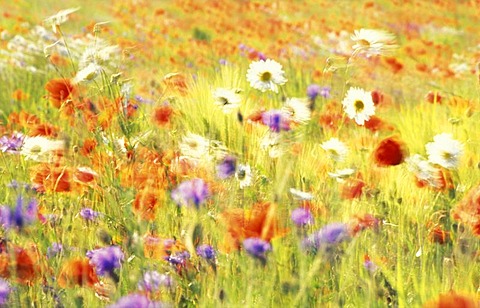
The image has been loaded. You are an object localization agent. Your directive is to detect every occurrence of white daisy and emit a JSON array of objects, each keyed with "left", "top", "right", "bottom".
[
  {"left": 44, "top": 7, "right": 80, "bottom": 33},
  {"left": 246, "top": 59, "right": 287, "bottom": 93},
  {"left": 20, "top": 136, "right": 65, "bottom": 162},
  {"left": 212, "top": 88, "right": 242, "bottom": 114},
  {"left": 289, "top": 188, "right": 313, "bottom": 200},
  {"left": 406, "top": 154, "right": 445, "bottom": 188},
  {"left": 282, "top": 97, "right": 311, "bottom": 124},
  {"left": 321, "top": 138, "right": 348, "bottom": 162},
  {"left": 342, "top": 87, "right": 375, "bottom": 125},
  {"left": 425, "top": 133, "right": 463, "bottom": 169},
  {"left": 351, "top": 28, "right": 398, "bottom": 57},
  {"left": 260, "top": 133, "right": 284, "bottom": 158},
  {"left": 179, "top": 133, "right": 226, "bottom": 162},
  {"left": 236, "top": 164, "right": 253, "bottom": 189},
  {"left": 72, "top": 62, "right": 101, "bottom": 84},
  {"left": 327, "top": 168, "right": 356, "bottom": 183}
]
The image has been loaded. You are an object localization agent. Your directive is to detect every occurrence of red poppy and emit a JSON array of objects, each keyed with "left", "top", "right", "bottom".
[
  {"left": 428, "top": 226, "right": 450, "bottom": 244},
  {"left": 453, "top": 184, "right": 480, "bottom": 237},
  {"left": 152, "top": 104, "right": 174, "bottom": 127},
  {"left": 373, "top": 136, "right": 407, "bottom": 167}
]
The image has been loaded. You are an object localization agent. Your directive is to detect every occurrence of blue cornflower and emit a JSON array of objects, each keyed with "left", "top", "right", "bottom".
[
  {"left": 0, "top": 278, "right": 11, "bottom": 305},
  {"left": 291, "top": 207, "right": 314, "bottom": 227},
  {"left": 302, "top": 222, "right": 351, "bottom": 252},
  {"left": 243, "top": 238, "right": 271, "bottom": 261},
  {"left": 216, "top": 155, "right": 237, "bottom": 179},
  {"left": 79, "top": 207, "right": 102, "bottom": 221},
  {"left": 164, "top": 251, "right": 190, "bottom": 267},
  {"left": 171, "top": 179, "right": 209, "bottom": 208},
  {"left": 196, "top": 244, "right": 216, "bottom": 260},
  {"left": 0, "top": 132, "right": 24, "bottom": 153},
  {"left": 262, "top": 110, "right": 290, "bottom": 132},
  {"left": 107, "top": 294, "right": 165, "bottom": 308},
  {"left": 0, "top": 196, "right": 38, "bottom": 230},
  {"left": 137, "top": 271, "right": 173, "bottom": 292},
  {"left": 46, "top": 242, "right": 63, "bottom": 259},
  {"left": 87, "top": 246, "right": 124, "bottom": 277}
]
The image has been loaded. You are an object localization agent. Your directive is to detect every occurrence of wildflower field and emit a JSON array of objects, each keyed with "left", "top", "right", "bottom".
[{"left": 1, "top": 0, "right": 480, "bottom": 307}]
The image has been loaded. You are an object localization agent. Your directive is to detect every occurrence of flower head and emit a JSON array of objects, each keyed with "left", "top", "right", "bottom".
[
  {"left": 302, "top": 223, "right": 351, "bottom": 252},
  {"left": 80, "top": 208, "right": 102, "bottom": 221},
  {"left": 44, "top": 7, "right": 80, "bottom": 33},
  {"left": 171, "top": 179, "right": 209, "bottom": 208},
  {"left": 107, "top": 294, "right": 165, "bottom": 308},
  {"left": 291, "top": 208, "right": 314, "bottom": 227},
  {"left": 0, "top": 196, "right": 38, "bottom": 230},
  {"left": 246, "top": 59, "right": 287, "bottom": 93},
  {"left": 20, "top": 136, "right": 64, "bottom": 162},
  {"left": 262, "top": 110, "right": 291, "bottom": 132},
  {"left": 196, "top": 244, "right": 216, "bottom": 260},
  {"left": 321, "top": 137, "right": 348, "bottom": 162},
  {"left": 0, "top": 132, "right": 24, "bottom": 153},
  {"left": 138, "top": 271, "right": 173, "bottom": 292},
  {"left": 0, "top": 278, "right": 11, "bottom": 305},
  {"left": 351, "top": 29, "right": 398, "bottom": 57},
  {"left": 213, "top": 88, "right": 242, "bottom": 114},
  {"left": 87, "top": 246, "right": 124, "bottom": 277},
  {"left": 217, "top": 155, "right": 237, "bottom": 179},
  {"left": 307, "top": 84, "right": 331, "bottom": 100},
  {"left": 342, "top": 87, "right": 375, "bottom": 125},
  {"left": 425, "top": 133, "right": 463, "bottom": 169},
  {"left": 282, "top": 98, "right": 311, "bottom": 124},
  {"left": 235, "top": 164, "right": 253, "bottom": 188},
  {"left": 164, "top": 250, "right": 190, "bottom": 266},
  {"left": 45, "top": 78, "right": 76, "bottom": 108},
  {"left": 243, "top": 238, "right": 272, "bottom": 260},
  {"left": 373, "top": 136, "right": 407, "bottom": 166},
  {"left": 47, "top": 242, "right": 63, "bottom": 259}
]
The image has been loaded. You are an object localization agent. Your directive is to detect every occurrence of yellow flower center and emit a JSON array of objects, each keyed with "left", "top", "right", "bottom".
[
  {"left": 442, "top": 152, "right": 453, "bottom": 161},
  {"left": 357, "top": 39, "right": 371, "bottom": 47},
  {"left": 219, "top": 97, "right": 229, "bottom": 105},
  {"left": 354, "top": 100, "right": 364, "bottom": 112},
  {"left": 260, "top": 71, "right": 272, "bottom": 82}
]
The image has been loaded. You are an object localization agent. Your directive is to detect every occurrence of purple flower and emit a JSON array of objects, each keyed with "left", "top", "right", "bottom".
[
  {"left": 107, "top": 294, "right": 165, "bottom": 308},
  {"left": 0, "top": 196, "right": 37, "bottom": 230},
  {"left": 262, "top": 110, "right": 290, "bottom": 132},
  {"left": 138, "top": 271, "right": 173, "bottom": 292},
  {"left": 0, "top": 132, "right": 24, "bottom": 153},
  {"left": 219, "top": 59, "right": 227, "bottom": 65},
  {"left": 364, "top": 258, "right": 378, "bottom": 274},
  {"left": 0, "top": 278, "right": 11, "bottom": 305},
  {"left": 80, "top": 208, "right": 101, "bottom": 221},
  {"left": 302, "top": 223, "right": 350, "bottom": 252},
  {"left": 257, "top": 52, "right": 267, "bottom": 61},
  {"left": 47, "top": 242, "right": 63, "bottom": 259},
  {"left": 171, "top": 179, "right": 209, "bottom": 208},
  {"left": 291, "top": 208, "right": 314, "bottom": 227},
  {"left": 165, "top": 251, "right": 190, "bottom": 266},
  {"left": 307, "top": 84, "right": 331, "bottom": 100},
  {"left": 243, "top": 238, "right": 271, "bottom": 260},
  {"left": 196, "top": 244, "right": 216, "bottom": 260},
  {"left": 87, "top": 246, "right": 124, "bottom": 276},
  {"left": 216, "top": 156, "right": 237, "bottom": 179}
]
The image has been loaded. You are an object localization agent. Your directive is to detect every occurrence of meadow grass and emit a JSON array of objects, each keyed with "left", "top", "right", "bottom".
[{"left": 0, "top": 0, "right": 479, "bottom": 307}]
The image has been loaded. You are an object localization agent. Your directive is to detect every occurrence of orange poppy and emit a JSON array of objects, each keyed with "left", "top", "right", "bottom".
[
  {"left": 133, "top": 188, "right": 165, "bottom": 221},
  {"left": 428, "top": 226, "right": 450, "bottom": 244},
  {"left": 220, "top": 202, "right": 287, "bottom": 252},
  {"left": 364, "top": 116, "right": 395, "bottom": 132},
  {"left": 31, "top": 163, "right": 72, "bottom": 193},
  {"left": 11, "top": 89, "right": 29, "bottom": 101},
  {"left": 58, "top": 258, "right": 99, "bottom": 288},
  {"left": 453, "top": 184, "right": 480, "bottom": 237},
  {"left": 423, "top": 291, "right": 479, "bottom": 308},
  {"left": 45, "top": 78, "right": 76, "bottom": 108}
]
